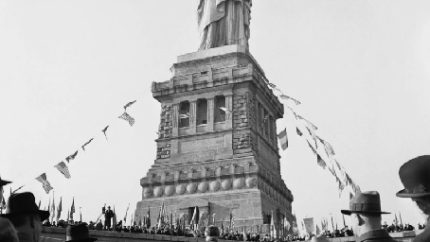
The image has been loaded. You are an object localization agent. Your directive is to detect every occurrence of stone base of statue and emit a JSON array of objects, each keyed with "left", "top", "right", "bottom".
[{"left": 136, "top": 45, "right": 293, "bottom": 235}]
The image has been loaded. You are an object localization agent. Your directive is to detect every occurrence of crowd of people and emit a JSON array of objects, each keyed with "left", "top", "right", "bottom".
[{"left": 1, "top": 155, "right": 430, "bottom": 242}]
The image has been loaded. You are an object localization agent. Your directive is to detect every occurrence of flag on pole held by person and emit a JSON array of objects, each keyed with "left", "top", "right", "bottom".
[
  {"left": 35, "top": 173, "right": 53, "bottom": 194},
  {"left": 50, "top": 192, "right": 56, "bottom": 222},
  {"left": 124, "top": 203, "right": 130, "bottom": 223},
  {"left": 54, "top": 162, "right": 71, "bottom": 179},
  {"left": 56, "top": 197, "right": 62, "bottom": 222},
  {"left": 70, "top": 198, "right": 75, "bottom": 220},
  {"left": 277, "top": 128, "right": 288, "bottom": 150}
]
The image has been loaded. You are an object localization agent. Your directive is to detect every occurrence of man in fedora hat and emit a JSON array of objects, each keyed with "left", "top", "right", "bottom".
[
  {"left": 396, "top": 155, "right": 430, "bottom": 242},
  {"left": 65, "top": 223, "right": 97, "bottom": 242},
  {"left": 1, "top": 192, "right": 49, "bottom": 242},
  {"left": 341, "top": 191, "right": 395, "bottom": 242}
]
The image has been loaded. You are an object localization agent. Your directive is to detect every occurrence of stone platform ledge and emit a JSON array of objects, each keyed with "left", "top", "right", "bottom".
[
  {"left": 41, "top": 227, "right": 420, "bottom": 242},
  {"left": 178, "top": 45, "right": 246, "bottom": 63}
]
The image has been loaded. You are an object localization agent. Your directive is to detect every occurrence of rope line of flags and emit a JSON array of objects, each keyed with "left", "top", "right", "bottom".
[
  {"left": 268, "top": 82, "right": 361, "bottom": 197},
  {"left": 34, "top": 100, "right": 137, "bottom": 194}
]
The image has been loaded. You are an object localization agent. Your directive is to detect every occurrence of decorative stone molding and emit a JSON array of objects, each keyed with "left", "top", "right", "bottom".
[
  {"left": 186, "top": 183, "right": 197, "bottom": 194},
  {"left": 153, "top": 187, "right": 164, "bottom": 197},
  {"left": 221, "top": 179, "right": 232, "bottom": 190}
]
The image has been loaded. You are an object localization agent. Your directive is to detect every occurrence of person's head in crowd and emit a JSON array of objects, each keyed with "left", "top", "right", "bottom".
[
  {"left": 0, "top": 217, "right": 19, "bottom": 242},
  {"left": 341, "top": 191, "right": 390, "bottom": 237},
  {"left": 65, "top": 223, "right": 97, "bottom": 242},
  {"left": 204, "top": 225, "right": 220, "bottom": 242},
  {"left": 396, "top": 155, "right": 430, "bottom": 216},
  {"left": 1, "top": 192, "right": 49, "bottom": 242},
  {"left": 311, "top": 235, "right": 330, "bottom": 242},
  {"left": 0, "top": 176, "right": 11, "bottom": 202}
]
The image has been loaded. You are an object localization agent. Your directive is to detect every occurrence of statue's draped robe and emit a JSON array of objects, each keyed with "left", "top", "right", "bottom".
[{"left": 198, "top": 0, "right": 251, "bottom": 50}]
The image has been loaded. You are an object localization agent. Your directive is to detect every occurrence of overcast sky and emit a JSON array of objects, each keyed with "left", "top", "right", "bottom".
[{"left": 1, "top": 0, "right": 430, "bottom": 227}]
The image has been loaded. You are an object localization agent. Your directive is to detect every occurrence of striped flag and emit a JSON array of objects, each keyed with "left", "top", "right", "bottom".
[
  {"left": 124, "top": 203, "right": 130, "bottom": 223},
  {"left": 118, "top": 111, "right": 135, "bottom": 126},
  {"left": 277, "top": 128, "right": 288, "bottom": 150},
  {"left": 35, "top": 173, "right": 53, "bottom": 194},
  {"left": 54, "top": 162, "right": 71, "bottom": 179}
]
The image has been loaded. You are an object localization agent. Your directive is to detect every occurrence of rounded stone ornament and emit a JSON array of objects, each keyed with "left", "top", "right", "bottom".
[
  {"left": 176, "top": 184, "right": 186, "bottom": 195},
  {"left": 165, "top": 185, "right": 174, "bottom": 196},
  {"left": 233, "top": 178, "right": 245, "bottom": 189},
  {"left": 143, "top": 187, "right": 153, "bottom": 198},
  {"left": 246, "top": 177, "right": 257, "bottom": 188},
  {"left": 198, "top": 181, "right": 209, "bottom": 193},
  {"left": 209, "top": 180, "right": 220, "bottom": 192},
  {"left": 221, "top": 179, "right": 232, "bottom": 190},
  {"left": 186, "top": 183, "right": 197, "bottom": 194},
  {"left": 153, "top": 186, "right": 164, "bottom": 197}
]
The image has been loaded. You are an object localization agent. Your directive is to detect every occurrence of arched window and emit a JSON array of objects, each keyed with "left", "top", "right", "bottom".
[
  {"left": 214, "top": 95, "right": 226, "bottom": 123},
  {"left": 179, "top": 101, "right": 190, "bottom": 128},
  {"left": 197, "top": 99, "right": 208, "bottom": 125}
]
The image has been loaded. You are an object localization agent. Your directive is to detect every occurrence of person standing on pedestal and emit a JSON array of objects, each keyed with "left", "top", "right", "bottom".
[
  {"left": 103, "top": 206, "right": 114, "bottom": 230},
  {"left": 197, "top": 0, "right": 252, "bottom": 50}
]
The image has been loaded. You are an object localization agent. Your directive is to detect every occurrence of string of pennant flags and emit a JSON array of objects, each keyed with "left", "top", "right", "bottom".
[
  {"left": 33, "top": 100, "right": 137, "bottom": 194},
  {"left": 268, "top": 81, "right": 361, "bottom": 197}
]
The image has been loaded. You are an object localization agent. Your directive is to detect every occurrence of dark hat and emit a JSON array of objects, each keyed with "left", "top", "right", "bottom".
[
  {"left": 0, "top": 176, "right": 11, "bottom": 186},
  {"left": 0, "top": 192, "right": 49, "bottom": 221},
  {"left": 396, "top": 155, "right": 430, "bottom": 198},
  {"left": 65, "top": 223, "right": 97, "bottom": 242},
  {"left": 205, "top": 225, "right": 220, "bottom": 237},
  {"left": 341, "top": 191, "right": 390, "bottom": 215}
]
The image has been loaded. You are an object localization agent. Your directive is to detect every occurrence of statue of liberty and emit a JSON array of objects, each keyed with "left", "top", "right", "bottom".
[{"left": 197, "top": 0, "right": 252, "bottom": 50}]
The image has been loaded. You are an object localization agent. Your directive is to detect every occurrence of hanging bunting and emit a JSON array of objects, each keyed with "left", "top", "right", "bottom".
[
  {"left": 318, "top": 137, "right": 336, "bottom": 157},
  {"left": 277, "top": 128, "right": 288, "bottom": 150},
  {"left": 54, "top": 161, "right": 71, "bottom": 179},
  {"left": 65, "top": 150, "right": 78, "bottom": 163},
  {"left": 280, "top": 94, "right": 302, "bottom": 105},
  {"left": 81, "top": 138, "right": 94, "bottom": 151},
  {"left": 296, "top": 127, "right": 303, "bottom": 136},
  {"left": 35, "top": 173, "right": 53, "bottom": 194},
  {"left": 306, "top": 140, "right": 326, "bottom": 169},
  {"left": 118, "top": 112, "right": 135, "bottom": 126},
  {"left": 297, "top": 115, "right": 318, "bottom": 130},
  {"left": 123, "top": 100, "right": 137, "bottom": 110},
  {"left": 305, "top": 126, "right": 319, "bottom": 149},
  {"left": 102, "top": 125, "right": 109, "bottom": 140}
]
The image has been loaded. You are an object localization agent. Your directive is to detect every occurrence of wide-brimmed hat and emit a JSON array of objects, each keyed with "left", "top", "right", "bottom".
[
  {"left": 341, "top": 191, "right": 390, "bottom": 215},
  {"left": 0, "top": 176, "right": 11, "bottom": 186},
  {"left": 396, "top": 155, "right": 430, "bottom": 198},
  {"left": 0, "top": 192, "right": 49, "bottom": 221},
  {"left": 65, "top": 223, "right": 97, "bottom": 242}
]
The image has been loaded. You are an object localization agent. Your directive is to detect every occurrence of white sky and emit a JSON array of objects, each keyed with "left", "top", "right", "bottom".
[{"left": 1, "top": 0, "right": 430, "bottom": 227}]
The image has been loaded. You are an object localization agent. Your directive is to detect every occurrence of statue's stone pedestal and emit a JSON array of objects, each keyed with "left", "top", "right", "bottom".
[{"left": 137, "top": 45, "right": 293, "bottom": 235}]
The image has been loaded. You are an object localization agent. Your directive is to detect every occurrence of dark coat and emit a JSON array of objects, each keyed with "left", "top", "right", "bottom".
[
  {"left": 414, "top": 225, "right": 430, "bottom": 242},
  {"left": 357, "top": 229, "right": 397, "bottom": 242}
]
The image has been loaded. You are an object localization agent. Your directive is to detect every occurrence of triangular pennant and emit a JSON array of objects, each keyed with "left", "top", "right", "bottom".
[
  {"left": 124, "top": 100, "right": 137, "bottom": 110},
  {"left": 81, "top": 138, "right": 94, "bottom": 151},
  {"left": 54, "top": 161, "right": 71, "bottom": 179},
  {"left": 65, "top": 150, "right": 78, "bottom": 163},
  {"left": 102, "top": 125, "right": 109, "bottom": 140},
  {"left": 280, "top": 94, "right": 301, "bottom": 105}
]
